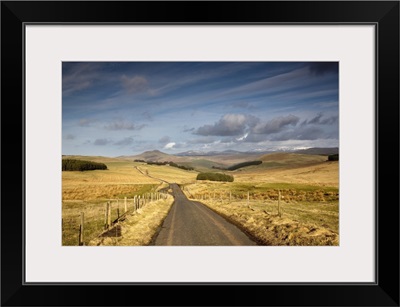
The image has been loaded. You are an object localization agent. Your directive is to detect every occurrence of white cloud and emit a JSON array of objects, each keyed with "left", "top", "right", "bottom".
[
  {"left": 121, "top": 75, "right": 148, "bottom": 94},
  {"left": 194, "top": 114, "right": 258, "bottom": 136},
  {"left": 236, "top": 133, "right": 248, "bottom": 141},
  {"left": 164, "top": 142, "right": 176, "bottom": 149}
]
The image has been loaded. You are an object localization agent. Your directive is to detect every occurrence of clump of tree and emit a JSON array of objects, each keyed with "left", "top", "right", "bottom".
[
  {"left": 212, "top": 160, "right": 262, "bottom": 171},
  {"left": 196, "top": 172, "right": 234, "bottom": 182},
  {"left": 328, "top": 154, "right": 339, "bottom": 161},
  {"left": 62, "top": 159, "right": 108, "bottom": 171},
  {"left": 144, "top": 160, "right": 194, "bottom": 171},
  {"left": 227, "top": 160, "right": 262, "bottom": 170},
  {"left": 134, "top": 159, "right": 145, "bottom": 163},
  {"left": 168, "top": 162, "right": 194, "bottom": 171},
  {"left": 146, "top": 161, "right": 166, "bottom": 166}
]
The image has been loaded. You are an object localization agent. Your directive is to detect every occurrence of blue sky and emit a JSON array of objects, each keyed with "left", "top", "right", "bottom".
[{"left": 62, "top": 62, "right": 339, "bottom": 157}]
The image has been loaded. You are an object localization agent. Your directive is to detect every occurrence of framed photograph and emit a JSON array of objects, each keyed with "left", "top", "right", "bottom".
[{"left": 1, "top": 1, "right": 399, "bottom": 306}]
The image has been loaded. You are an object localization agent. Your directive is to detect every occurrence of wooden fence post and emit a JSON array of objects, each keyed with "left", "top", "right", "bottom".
[
  {"left": 134, "top": 195, "right": 137, "bottom": 211},
  {"left": 278, "top": 190, "right": 281, "bottom": 217},
  {"left": 107, "top": 201, "right": 112, "bottom": 228},
  {"left": 124, "top": 197, "right": 127, "bottom": 213},
  {"left": 229, "top": 191, "right": 232, "bottom": 202},
  {"left": 79, "top": 212, "right": 84, "bottom": 246},
  {"left": 104, "top": 203, "right": 108, "bottom": 229},
  {"left": 247, "top": 191, "right": 250, "bottom": 206}
]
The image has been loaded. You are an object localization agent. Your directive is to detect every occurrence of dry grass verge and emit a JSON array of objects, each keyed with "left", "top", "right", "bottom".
[
  {"left": 183, "top": 181, "right": 338, "bottom": 246},
  {"left": 196, "top": 199, "right": 338, "bottom": 246},
  {"left": 87, "top": 196, "right": 174, "bottom": 246}
]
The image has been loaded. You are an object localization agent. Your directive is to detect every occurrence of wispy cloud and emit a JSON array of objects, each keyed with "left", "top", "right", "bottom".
[
  {"left": 114, "top": 137, "right": 134, "bottom": 146},
  {"left": 188, "top": 136, "right": 217, "bottom": 144},
  {"left": 64, "top": 134, "right": 75, "bottom": 140},
  {"left": 183, "top": 127, "right": 195, "bottom": 133},
  {"left": 270, "top": 126, "right": 326, "bottom": 141},
  {"left": 141, "top": 111, "right": 153, "bottom": 121},
  {"left": 121, "top": 75, "right": 148, "bottom": 94},
  {"left": 62, "top": 63, "right": 97, "bottom": 96},
  {"left": 313, "top": 101, "right": 338, "bottom": 108},
  {"left": 104, "top": 120, "right": 146, "bottom": 131},
  {"left": 252, "top": 115, "right": 300, "bottom": 134},
  {"left": 94, "top": 138, "right": 112, "bottom": 146},
  {"left": 62, "top": 62, "right": 339, "bottom": 156},
  {"left": 308, "top": 62, "right": 338, "bottom": 76},
  {"left": 159, "top": 136, "right": 171, "bottom": 144},
  {"left": 194, "top": 114, "right": 258, "bottom": 137},
  {"left": 231, "top": 101, "right": 256, "bottom": 110},
  {"left": 78, "top": 118, "right": 97, "bottom": 127},
  {"left": 301, "top": 113, "right": 338, "bottom": 126}
]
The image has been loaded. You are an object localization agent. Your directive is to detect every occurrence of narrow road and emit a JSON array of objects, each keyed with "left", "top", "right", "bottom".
[{"left": 153, "top": 184, "right": 257, "bottom": 246}]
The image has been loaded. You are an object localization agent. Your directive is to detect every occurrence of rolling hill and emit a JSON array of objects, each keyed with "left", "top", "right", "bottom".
[{"left": 119, "top": 150, "right": 190, "bottom": 163}]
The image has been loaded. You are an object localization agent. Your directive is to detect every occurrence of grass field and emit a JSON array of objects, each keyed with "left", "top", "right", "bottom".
[
  {"left": 183, "top": 181, "right": 339, "bottom": 245},
  {"left": 195, "top": 198, "right": 339, "bottom": 245},
  {"left": 182, "top": 157, "right": 339, "bottom": 246},
  {"left": 88, "top": 196, "right": 174, "bottom": 246},
  {"left": 62, "top": 153, "right": 339, "bottom": 246},
  {"left": 62, "top": 156, "right": 196, "bottom": 245}
]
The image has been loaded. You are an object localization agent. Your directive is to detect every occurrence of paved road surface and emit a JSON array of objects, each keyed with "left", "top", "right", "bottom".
[{"left": 153, "top": 184, "right": 257, "bottom": 246}]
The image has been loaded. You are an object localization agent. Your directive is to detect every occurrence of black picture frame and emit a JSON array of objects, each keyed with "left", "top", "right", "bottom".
[{"left": 1, "top": 1, "right": 399, "bottom": 306}]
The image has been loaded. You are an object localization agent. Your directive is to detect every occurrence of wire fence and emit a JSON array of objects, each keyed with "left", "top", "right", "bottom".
[{"left": 62, "top": 192, "right": 169, "bottom": 246}]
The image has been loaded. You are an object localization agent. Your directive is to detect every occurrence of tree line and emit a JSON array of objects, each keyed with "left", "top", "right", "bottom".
[
  {"left": 196, "top": 172, "right": 234, "bottom": 182},
  {"left": 62, "top": 159, "right": 108, "bottom": 171},
  {"left": 134, "top": 160, "right": 194, "bottom": 171},
  {"left": 328, "top": 154, "right": 339, "bottom": 161},
  {"left": 212, "top": 160, "right": 263, "bottom": 171}
]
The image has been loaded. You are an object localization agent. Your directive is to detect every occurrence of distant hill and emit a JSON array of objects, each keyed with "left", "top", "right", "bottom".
[
  {"left": 118, "top": 147, "right": 338, "bottom": 167},
  {"left": 176, "top": 149, "right": 243, "bottom": 156},
  {"left": 294, "top": 147, "right": 338, "bottom": 155},
  {"left": 258, "top": 152, "right": 328, "bottom": 166},
  {"left": 177, "top": 147, "right": 338, "bottom": 157},
  {"left": 62, "top": 155, "right": 123, "bottom": 163},
  {"left": 120, "top": 150, "right": 189, "bottom": 163}
]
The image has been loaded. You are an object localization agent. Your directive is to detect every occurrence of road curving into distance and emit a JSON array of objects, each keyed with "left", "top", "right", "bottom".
[{"left": 153, "top": 183, "right": 257, "bottom": 246}]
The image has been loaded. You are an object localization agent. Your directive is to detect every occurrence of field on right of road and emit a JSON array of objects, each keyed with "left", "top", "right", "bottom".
[{"left": 183, "top": 153, "right": 339, "bottom": 246}]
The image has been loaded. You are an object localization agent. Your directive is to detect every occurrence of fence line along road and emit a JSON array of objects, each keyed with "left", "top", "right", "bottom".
[{"left": 63, "top": 191, "right": 169, "bottom": 246}]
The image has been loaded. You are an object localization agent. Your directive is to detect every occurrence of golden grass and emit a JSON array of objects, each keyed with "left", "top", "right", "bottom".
[
  {"left": 63, "top": 194, "right": 173, "bottom": 246},
  {"left": 134, "top": 163, "right": 198, "bottom": 184},
  {"left": 87, "top": 196, "right": 174, "bottom": 246},
  {"left": 62, "top": 159, "right": 162, "bottom": 200},
  {"left": 63, "top": 183, "right": 159, "bottom": 200},
  {"left": 62, "top": 156, "right": 194, "bottom": 246},
  {"left": 183, "top": 169, "right": 339, "bottom": 246},
  {"left": 62, "top": 154, "right": 339, "bottom": 246},
  {"left": 62, "top": 200, "right": 111, "bottom": 246},
  {"left": 189, "top": 197, "right": 338, "bottom": 246},
  {"left": 233, "top": 161, "right": 339, "bottom": 188}
]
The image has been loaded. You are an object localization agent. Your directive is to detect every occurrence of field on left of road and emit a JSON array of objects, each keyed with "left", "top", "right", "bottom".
[{"left": 62, "top": 156, "right": 196, "bottom": 245}]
